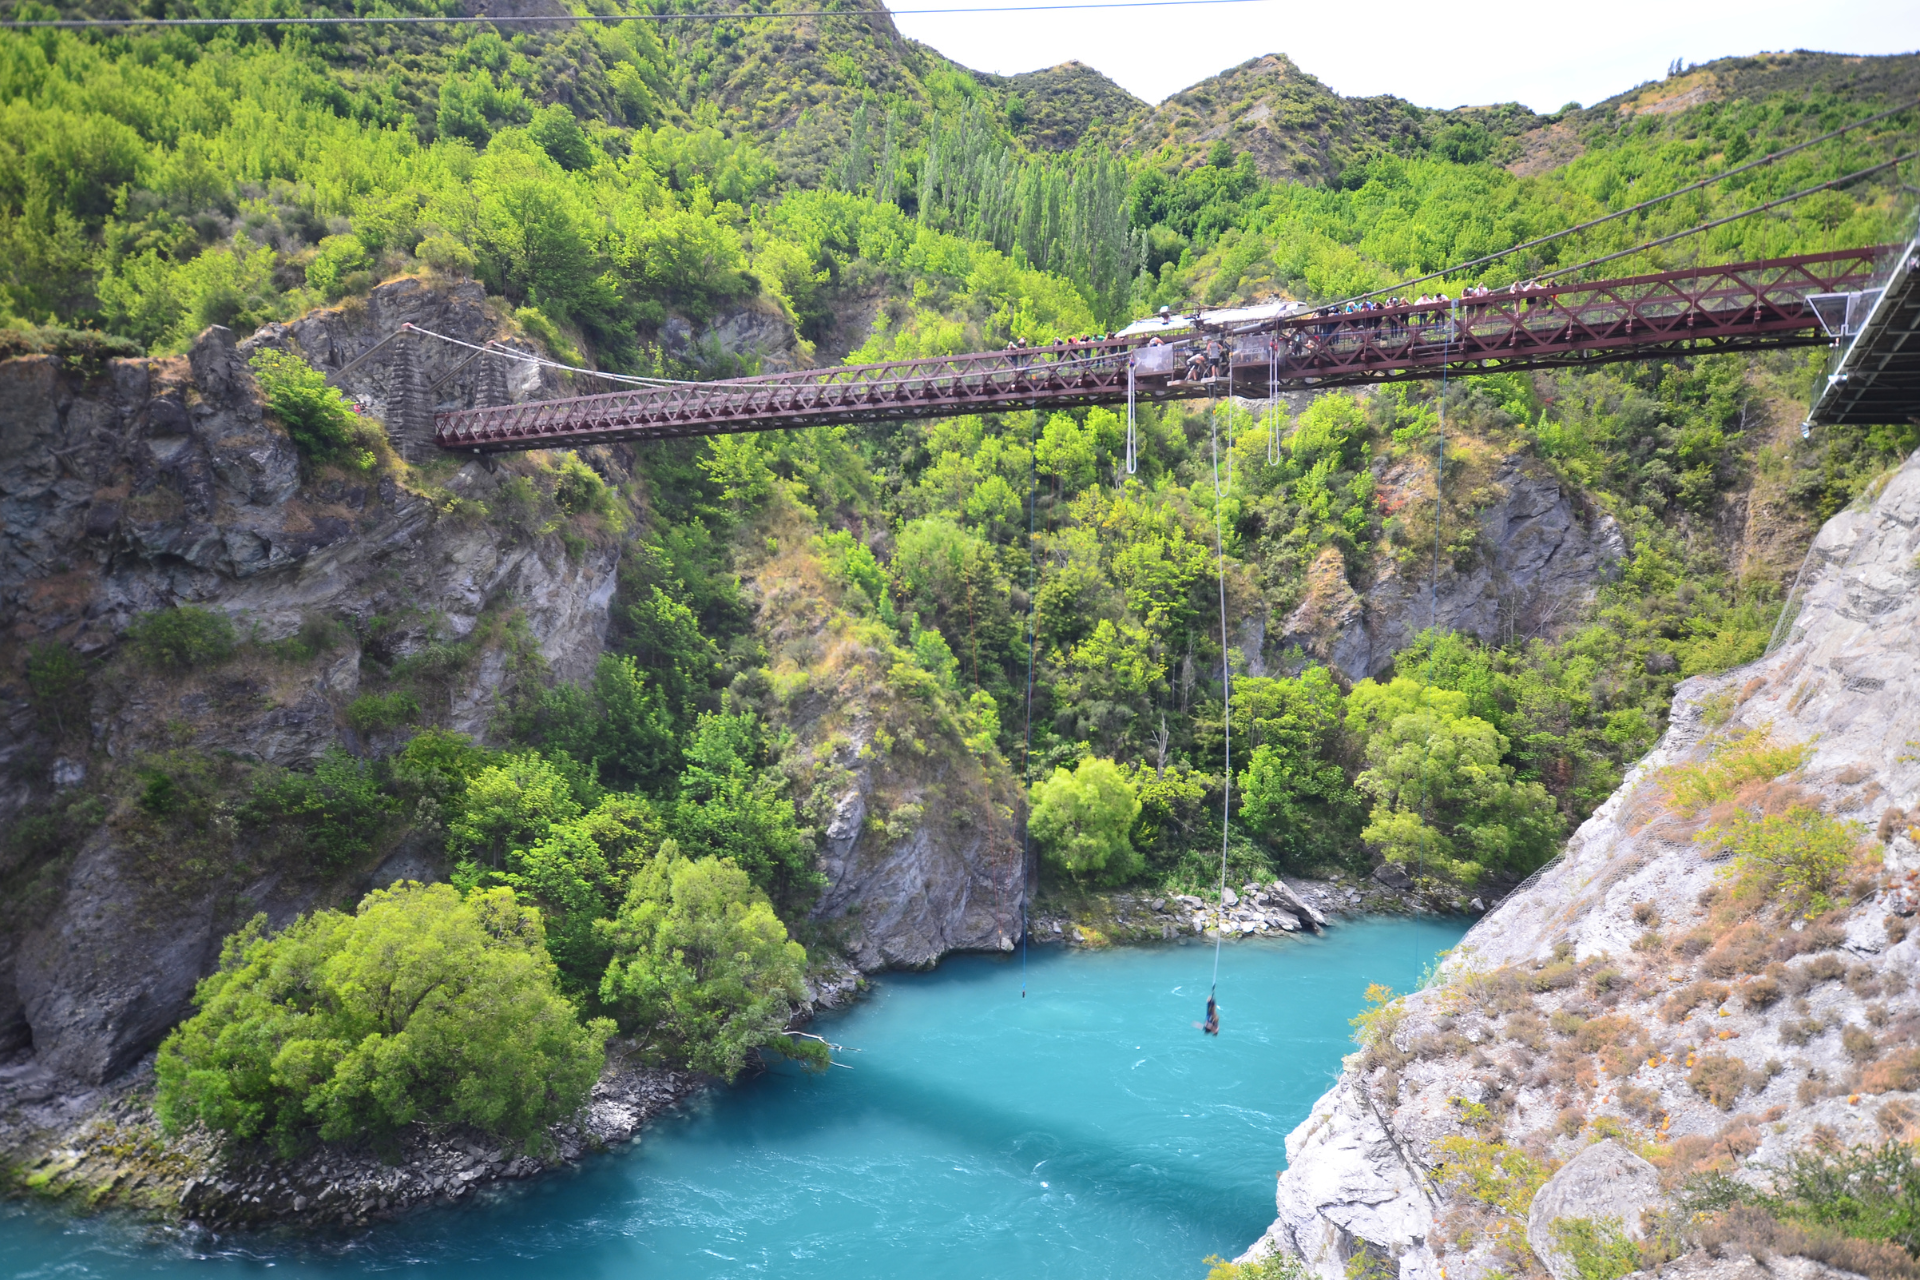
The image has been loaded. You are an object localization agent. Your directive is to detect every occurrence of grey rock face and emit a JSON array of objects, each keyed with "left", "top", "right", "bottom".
[
  {"left": 1620, "top": 1250, "right": 1872, "bottom": 1280},
  {"left": 1283, "top": 456, "right": 1624, "bottom": 679},
  {"left": 1248, "top": 445, "right": 1920, "bottom": 1280},
  {"left": 1526, "top": 1140, "right": 1666, "bottom": 1280},
  {"left": 659, "top": 299, "right": 806, "bottom": 374},
  {"left": 2, "top": 305, "right": 627, "bottom": 1083}
]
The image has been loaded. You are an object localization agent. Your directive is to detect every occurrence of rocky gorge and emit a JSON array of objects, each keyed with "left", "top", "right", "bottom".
[{"left": 1239, "top": 444, "right": 1920, "bottom": 1280}]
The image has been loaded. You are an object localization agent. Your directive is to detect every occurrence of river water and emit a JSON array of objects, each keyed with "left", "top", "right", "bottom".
[{"left": 3, "top": 917, "right": 1466, "bottom": 1280}]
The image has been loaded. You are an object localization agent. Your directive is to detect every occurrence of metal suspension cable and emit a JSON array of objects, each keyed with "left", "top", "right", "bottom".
[
  {"left": 0, "top": 0, "right": 1261, "bottom": 28},
  {"left": 1317, "top": 96, "right": 1920, "bottom": 311},
  {"left": 1532, "top": 150, "right": 1920, "bottom": 282},
  {"left": 401, "top": 323, "right": 705, "bottom": 387}
]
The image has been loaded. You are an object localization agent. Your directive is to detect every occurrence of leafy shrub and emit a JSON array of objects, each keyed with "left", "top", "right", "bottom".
[
  {"left": 513, "top": 306, "right": 582, "bottom": 365},
  {"left": 24, "top": 639, "right": 87, "bottom": 734},
  {"left": 247, "top": 348, "right": 382, "bottom": 469},
  {"left": 671, "top": 709, "right": 817, "bottom": 908},
  {"left": 304, "top": 234, "right": 372, "bottom": 299},
  {"left": 550, "top": 452, "right": 623, "bottom": 526},
  {"left": 1663, "top": 730, "right": 1811, "bottom": 816},
  {"left": 125, "top": 605, "right": 235, "bottom": 670},
  {"left": 1204, "top": 1251, "right": 1311, "bottom": 1280},
  {"left": 1689, "top": 1050, "right": 1762, "bottom": 1110},
  {"left": 1349, "top": 982, "right": 1405, "bottom": 1051},
  {"left": 240, "top": 746, "right": 399, "bottom": 867},
  {"left": 597, "top": 848, "right": 824, "bottom": 1080},
  {"left": 1030, "top": 757, "right": 1142, "bottom": 884},
  {"left": 1699, "top": 806, "right": 1863, "bottom": 916},
  {"left": 1760, "top": 1141, "right": 1920, "bottom": 1258},
  {"left": 1550, "top": 1216, "right": 1642, "bottom": 1280},
  {"left": 155, "top": 884, "right": 610, "bottom": 1155},
  {"left": 345, "top": 689, "right": 420, "bottom": 732},
  {"left": 1434, "top": 1132, "right": 1554, "bottom": 1216}
]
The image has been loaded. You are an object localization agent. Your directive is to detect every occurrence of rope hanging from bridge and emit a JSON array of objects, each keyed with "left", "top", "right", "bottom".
[
  {"left": 1125, "top": 359, "right": 1138, "bottom": 477},
  {"left": 1206, "top": 383, "right": 1233, "bottom": 1028},
  {"left": 1266, "top": 336, "right": 1283, "bottom": 466}
]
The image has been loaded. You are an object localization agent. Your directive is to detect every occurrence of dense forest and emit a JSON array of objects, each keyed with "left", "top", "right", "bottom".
[{"left": 5, "top": 2, "right": 1920, "bottom": 1149}]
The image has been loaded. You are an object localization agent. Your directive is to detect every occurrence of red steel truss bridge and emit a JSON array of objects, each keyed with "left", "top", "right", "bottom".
[{"left": 433, "top": 246, "right": 1889, "bottom": 453}]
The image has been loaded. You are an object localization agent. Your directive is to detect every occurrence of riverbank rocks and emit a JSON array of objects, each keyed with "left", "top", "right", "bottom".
[
  {"left": 1242, "top": 444, "right": 1920, "bottom": 1280},
  {"left": 1526, "top": 1141, "right": 1666, "bottom": 1280},
  {"left": 4, "top": 1051, "right": 703, "bottom": 1231},
  {"left": 1029, "top": 875, "right": 1424, "bottom": 949}
]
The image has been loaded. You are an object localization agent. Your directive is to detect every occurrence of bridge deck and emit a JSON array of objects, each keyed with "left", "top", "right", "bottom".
[{"left": 434, "top": 246, "right": 1884, "bottom": 453}]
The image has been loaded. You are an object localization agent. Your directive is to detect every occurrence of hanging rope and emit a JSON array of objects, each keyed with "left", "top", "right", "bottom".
[
  {"left": 1018, "top": 409, "right": 1042, "bottom": 998},
  {"left": 1207, "top": 389, "right": 1233, "bottom": 1015},
  {"left": 1125, "top": 359, "right": 1138, "bottom": 478},
  {"left": 1266, "top": 336, "right": 1283, "bottom": 465},
  {"left": 1413, "top": 296, "right": 1457, "bottom": 925}
]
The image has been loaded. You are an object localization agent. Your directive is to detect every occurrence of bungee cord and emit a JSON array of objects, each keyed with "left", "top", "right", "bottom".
[
  {"left": 1206, "top": 378, "right": 1232, "bottom": 1018},
  {"left": 1410, "top": 296, "right": 1455, "bottom": 962},
  {"left": 1018, "top": 408, "right": 1042, "bottom": 999}
]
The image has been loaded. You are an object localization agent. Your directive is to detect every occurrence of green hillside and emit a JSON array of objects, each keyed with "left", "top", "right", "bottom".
[{"left": 4, "top": 3, "right": 1918, "bottom": 909}]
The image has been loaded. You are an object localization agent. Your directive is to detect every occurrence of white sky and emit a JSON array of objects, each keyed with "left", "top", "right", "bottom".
[{"left": 888, "top": 0, "right": 1920, "bottom": 111}]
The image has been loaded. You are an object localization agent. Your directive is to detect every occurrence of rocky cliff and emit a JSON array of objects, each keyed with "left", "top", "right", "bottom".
[
  {"left": 0, "top": 278, "right": 1016, "bottom": 1128},
  {"left": 0, "top": 314, "right": 619, "bottom": 1083},
  {"left": 1244, "top": 444, "right": 1920, "bottom": 1280},
  {"left": 1279, "top": 453, "right": 1625, "bottom": 681}
]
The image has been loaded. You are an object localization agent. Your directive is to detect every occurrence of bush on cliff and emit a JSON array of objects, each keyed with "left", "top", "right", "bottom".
[
  {"left": 239, "top": 746, "right": 400, "bottom": 869},
  {"left": 1030, "top": 756, "right": 1143, "bottom": 885},
  {"left": 247, "top": 347, "right": 384, "bottom": 470},
  {"left": 1348, "top": 676, "right": 1563, "bottom": 885},
  {"left": 125, "top": 605, "right": 235, "bottom": 670},
  {"left": 156, "top": 883, "right": 611, "bottom": 1156},
  {"left": 597, "top": 845, "right": 825, "bottom": 1080}
]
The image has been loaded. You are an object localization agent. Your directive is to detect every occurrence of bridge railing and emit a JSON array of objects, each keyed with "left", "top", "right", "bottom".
[{"left": 434, "top": 246, "right": 1887, "bottom": 450}]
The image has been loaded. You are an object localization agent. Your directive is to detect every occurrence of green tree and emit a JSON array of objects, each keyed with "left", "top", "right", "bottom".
[
  {"left": 240, "top": 746, "right": 400, "bottom": 869},
  {"left": 597, "top": 847, "right": 825, "bottom": 1079},
  {"left": 1349, "top": 677, "right": 1562, "bottom": 884},
  {"left": 247, "top": 348, "right": 382, "bottom": 469},
  {"left": 1030, "top": 756, "right": 1143, "bottom": 883},
  {"left": 448, "top": 753, "right": 583, "bottom": 872},
  {"left": 529, "top": 103, "right": 595, "bottom": 172},
  {"left": 1235, "top": 667, "right": 1366, "bottom": 868},
  {"left": 156, "top": 884, "right": 610, "bottom": 1155},
  {"left": 515, "top": 654, "right": 679, "bottom": 793},
  {"left": 467, "top": 792, "right": 666, "bottom": 997},
  {"left": 671, "top": 710, "right": 818, "bottom": 908},
  {"left": 125, "top": 605, "right": 235, "bottom": 670},
  {"left": 24, "top": 639, "right": 87, "bottom": 736}
]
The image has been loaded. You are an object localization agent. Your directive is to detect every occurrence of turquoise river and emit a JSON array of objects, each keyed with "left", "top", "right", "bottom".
[{"left": 2, "top": 916, "right": 1468, "bottom": 1279}]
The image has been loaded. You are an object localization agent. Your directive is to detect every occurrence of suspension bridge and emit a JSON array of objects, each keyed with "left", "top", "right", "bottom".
[{"left": 419, "top": 244, "right": 1904, "bottom": 454}]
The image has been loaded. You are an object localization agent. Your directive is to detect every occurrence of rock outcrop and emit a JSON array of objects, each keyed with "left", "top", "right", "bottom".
[
  {"left": 0, "top": 319, "right": 625, "bottom": 1078},
  {"left": 0, "top": 277, "right": 1019, "bottom": 1103},
  {"left": 1526, "top": 1140, "right": 1665, "bottom": 1280},
  {"left": 1245, "top": 445, "right": 1920, "bottom": 1280},
  {"left": 1282, "top": 455, "right": 1625, "bottom": 680}
]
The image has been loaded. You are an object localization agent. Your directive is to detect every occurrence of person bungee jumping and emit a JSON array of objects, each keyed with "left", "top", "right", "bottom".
[{"left": 1202, "top": 995, "right": 1219, "bottom": 1036}]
